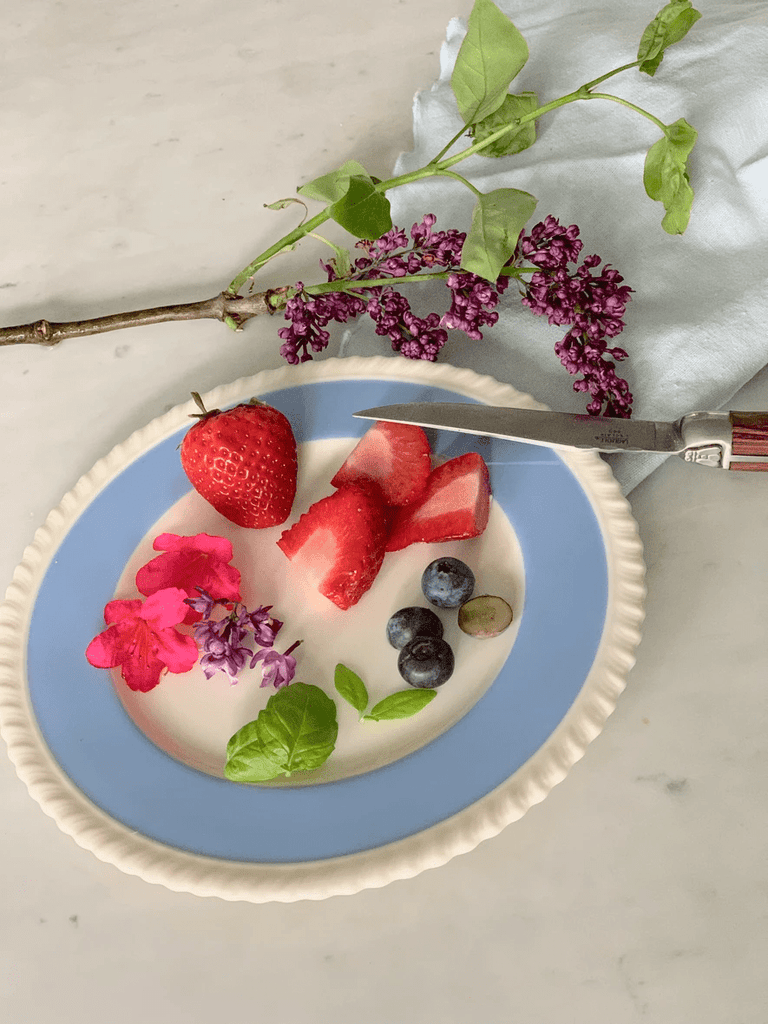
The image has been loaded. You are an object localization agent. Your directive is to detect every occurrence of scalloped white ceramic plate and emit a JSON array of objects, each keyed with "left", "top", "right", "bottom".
[{"left": 0, "top": 357, "right": 644, "bottom": 902}]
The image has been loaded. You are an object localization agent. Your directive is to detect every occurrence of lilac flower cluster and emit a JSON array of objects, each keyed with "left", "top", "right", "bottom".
[
  {"left": 185, "top": 589, "right": 299, "bottom": 687},
  {"left": 519, "top": 215, "right": 633, "bottom": 417},
  {"left": 278, "top": 215, "right": 498, "bottom": 363},
  {"left": 441, "top": 272, "right": 510, "bottom": 341},
  {"left": 276, "top": 212, "right": 633, "bottom": 416},
  {"left": 278, "top": 285, "right": 365, "bottom": 365}
]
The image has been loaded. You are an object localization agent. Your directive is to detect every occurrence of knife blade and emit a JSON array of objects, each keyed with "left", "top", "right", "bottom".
[{"left": 353, "top": 403, "right": 768, "bottom": 471}]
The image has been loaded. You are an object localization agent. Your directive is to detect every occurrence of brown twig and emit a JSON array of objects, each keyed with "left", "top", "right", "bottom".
[{"left": 0, "top": 290, "right": 276, "bottom": 347}]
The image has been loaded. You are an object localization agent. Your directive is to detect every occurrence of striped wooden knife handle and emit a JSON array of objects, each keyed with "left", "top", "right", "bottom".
[{"left": 730, "top": 411, "right": 768, "bottom": 471}]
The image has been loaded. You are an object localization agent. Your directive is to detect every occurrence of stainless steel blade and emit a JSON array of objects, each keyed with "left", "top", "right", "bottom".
[{"left": 354, "top": 403, "right": 686, "bottom": 454}]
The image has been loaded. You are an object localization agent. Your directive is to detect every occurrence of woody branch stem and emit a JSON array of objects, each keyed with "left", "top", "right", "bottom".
[{"left": 0, "top": 290, "right": 276, "bottom": 348}]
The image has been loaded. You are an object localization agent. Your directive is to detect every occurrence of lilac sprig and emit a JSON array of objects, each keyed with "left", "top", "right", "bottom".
[
  {"left": 185, "top": 589, "right": 300, "bottom": 687},
  {"left": 277, "top": 215, "right": 467, "bottom": 364},
  {"left": 276, "top": 212, "right": 633, "bottom": 416},
  {"left": 518, "top": 216, "right": 633, "bottom": 417}
]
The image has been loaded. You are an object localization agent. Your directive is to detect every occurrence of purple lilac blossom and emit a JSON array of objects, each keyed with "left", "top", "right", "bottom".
[
  {"left": 519, "top": 217, "right": 633, "bottom": 417},
  {"left": 189, "top": 591, "right": 294, "bottom": 685},
  {"left": 246, "top": 605, "right": 283, "bottom": 647},
  {"left": 276, "top": 213, "right": 633, "bottom": 415},
  {"left": 194, "top": 614, "right": 252, "bottom": 682},
  {"left": 250, "top": 647, "right": 298, "bottom": 689},
  {"left": 277, "top": 284, "right": 366, "bottom": 364},
  {"left": 184, "top": 587, "right": 217, "bottom": 619},
  {"left": 441, "top": 272, "right": 510, "bottom": 341},
  {"left": 278, "top": 215, "right": 471, "bottom": 364}
]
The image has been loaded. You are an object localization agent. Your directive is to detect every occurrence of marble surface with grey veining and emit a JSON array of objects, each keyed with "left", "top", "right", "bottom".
[{"left": 0, "top": 3, "right": 766, "bottom": 1022}]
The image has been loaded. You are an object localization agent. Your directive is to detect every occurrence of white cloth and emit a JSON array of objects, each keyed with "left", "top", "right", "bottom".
[{"left": 341, "top": 0, "right": 768, "bottom": 492}]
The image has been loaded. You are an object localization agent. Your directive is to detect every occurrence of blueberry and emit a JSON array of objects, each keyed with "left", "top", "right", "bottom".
[
  {"left": 421, "top": 557, "right": 475, "bottom": 609},
  {"left": 398, "top": 636, "right": 455, "bottom": 688},
  {"left": 386, "top": 606, "right": 444, "bottom": 650},
  {"left": 458, "top": 594, "right": 513, "bottom": 638}
]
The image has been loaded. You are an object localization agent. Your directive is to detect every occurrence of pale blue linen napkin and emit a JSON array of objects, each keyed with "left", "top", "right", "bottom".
[{"left": 341, "top": 0, "right": 768, "bottom": 493}]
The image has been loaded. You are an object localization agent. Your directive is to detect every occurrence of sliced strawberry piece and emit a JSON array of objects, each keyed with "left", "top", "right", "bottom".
[
  {"left": 385, "top": 452, "right": 491, "bottom": 552},
  {"left": 330, "top": 421, "right": 431, "bottom": 507},
  {"left": 277, "top": 484, "right": 389, "bottom": 610}
]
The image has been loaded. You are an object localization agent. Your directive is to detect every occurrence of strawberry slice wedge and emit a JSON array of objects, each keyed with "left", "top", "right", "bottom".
[
  {"left": 385, "top": 452, "right": 491, "bottom": 552},
  {"left": 277, "top": 484, "right": 389, "bottom": 610},
  {"left": 331, "top": 421, "right": 431, "bottom": 507}
]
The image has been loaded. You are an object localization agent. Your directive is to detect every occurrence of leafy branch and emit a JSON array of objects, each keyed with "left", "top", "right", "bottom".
[{"left": 0, "top": 0, "right": 701, "bottom": 353}]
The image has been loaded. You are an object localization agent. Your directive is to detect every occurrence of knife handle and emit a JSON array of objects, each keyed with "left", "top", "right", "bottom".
[{"left": 729, "top": 411, "right": 768, "bottom": 471}]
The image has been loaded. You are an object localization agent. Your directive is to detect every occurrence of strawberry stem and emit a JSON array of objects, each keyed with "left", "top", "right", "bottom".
[{"left": 189, "top": 391, "right": 219, "bottom": 420}]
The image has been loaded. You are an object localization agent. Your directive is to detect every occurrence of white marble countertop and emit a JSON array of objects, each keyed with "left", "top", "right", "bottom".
[{"left": 1, "top": 2, "right": 766, "bottom": 1021}]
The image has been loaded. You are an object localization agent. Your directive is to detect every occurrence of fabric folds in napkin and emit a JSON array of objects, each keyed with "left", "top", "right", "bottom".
[{"left": 340, "top": 0, "right": 768, "bottom": 493}]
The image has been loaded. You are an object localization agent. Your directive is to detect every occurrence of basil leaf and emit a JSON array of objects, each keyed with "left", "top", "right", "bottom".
[
  {"left": 225, "top": 731, "right": 284, "bottom": 782},
  {"left": 365, "top": 688, "right": 437, "bottom": 721},
  {"left": 334, "top": 663, "right": 369, "bottom": 715},
  {"left": 224, "top": 682, "right": 338, "bottom": 782},
  {"left": 297, "top": 159, "right": 369, "bottom": 203},
  {"left": 329, "top": 175, "right": 392, "bottom": 240},
  {"left": 637, "top": 0, "right": 702, "bottom": 77},
  {"left": 470, "top": 92, "right": 538, "bottom": 158},
  {"left": 461, "top": 187, "right": 537, "bottom": 281},
  {"left": 452, "top": 0, "right": 529, "bottom": 126},
  {"left": 643, "top": 118, "right": 697, "bottom": 234}
]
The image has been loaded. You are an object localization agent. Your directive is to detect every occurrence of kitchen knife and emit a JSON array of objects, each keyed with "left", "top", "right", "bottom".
[{"left": 353, "top": 404, "right": 768, "bottom": 471}]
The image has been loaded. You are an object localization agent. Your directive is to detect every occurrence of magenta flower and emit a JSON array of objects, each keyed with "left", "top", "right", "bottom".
[
  {"left": 86, "top": 588, "right": 199, "bottom": 692},
  {"left": 135, "top": 533, "right": 241, "bottom": 624}
]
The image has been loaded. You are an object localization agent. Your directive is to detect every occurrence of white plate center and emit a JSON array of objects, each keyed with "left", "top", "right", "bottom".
[{"left": 112, "top": 438, "right": 525, "bottom": 783}]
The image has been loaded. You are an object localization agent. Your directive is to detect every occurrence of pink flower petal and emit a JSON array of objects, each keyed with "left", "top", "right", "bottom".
[
  {"left": 153, "top": 628, "right": 199, "bottom": 674},
  {"left": 120, "top": 651, "right": 166, "bottom": 692},
  {"left": 102, "top": 599, "right": 143, "bottom": 626},
  {"left": 136, "top": 533, "right": 241, "bottom": 623},
  {"left": 86, "top": 626, "right": 129, "bottom": 669},
  {"left": 153, "top": 532, "right": 234, "bottom": 560},
  {"left": 140, "top": 587, "right": 192, "bottom": 629}
]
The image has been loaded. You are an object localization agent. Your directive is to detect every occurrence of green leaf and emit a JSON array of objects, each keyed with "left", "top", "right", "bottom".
[
  {"left": 643, "top": 118, "right": 697, "bottom": 234},
  {"left": 460, "top": 187, "right": 537, "bottom": 281},
  {"left": 297, "top": 159, "right": 370, "bottom": 203},
  {"left": 334, "top": 663, "right": 369, "bottom": 715},
  {"left": 470, "top": 92, "right": 538, "bottom": 158},
  {"left": 452, "top": 0, "right": 529, "bottom": 126},
  {"left": 264, "top": 197, "right": 307, "bottom": 213},
  {"left": 224, "top": 682, "right": 338, "bottom": 783},
  {"left": 308, "top": 234, "right": 352, "bottom": 278},
  {"left": 329, "top": 175, "right": 392, "bottom": 240},
  {"left": 365, "top": 688, "right": 437, "bottom": 722},
  {"left": 637, "top": 1, "right": 702, "bottom": 76},
  {"left": 224, "top": 738, "right": 284, "bottom": 782}
]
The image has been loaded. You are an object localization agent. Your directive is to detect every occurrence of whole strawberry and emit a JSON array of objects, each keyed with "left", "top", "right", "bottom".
[{"left": 181, "top": 393, "right": 297, "bottom": 529}]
